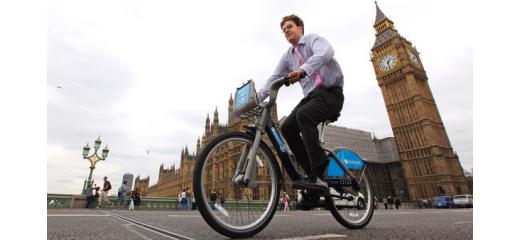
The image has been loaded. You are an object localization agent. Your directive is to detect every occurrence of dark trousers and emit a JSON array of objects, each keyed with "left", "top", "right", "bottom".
[
  {"left": 280, "top": 87, "right": 344, "bottom": 177},
  {"left": 85, "top": 196, "right": 95, "bottom": 208}
]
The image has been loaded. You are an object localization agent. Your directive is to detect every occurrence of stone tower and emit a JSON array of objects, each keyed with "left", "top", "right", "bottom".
[{"left": 369, "top": 2, "right": 469, "bottom": 200}]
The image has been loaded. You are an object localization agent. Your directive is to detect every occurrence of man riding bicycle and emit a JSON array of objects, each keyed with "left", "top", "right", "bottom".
[{"left": 258, "top": 14, "right": 344, "bottom": 191}]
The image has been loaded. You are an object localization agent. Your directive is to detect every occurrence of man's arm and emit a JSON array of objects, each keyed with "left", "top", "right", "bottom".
[
  {"left": 258, "top": 53, "right": 290, "bottom": 102},
  {"left": 298, "top": 34, "right": 335, "bottom": 77}
]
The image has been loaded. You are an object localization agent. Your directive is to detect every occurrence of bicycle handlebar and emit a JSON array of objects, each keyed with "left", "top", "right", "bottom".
[{"left": 263, "top": 73, "right": 306, "bottom": 109}]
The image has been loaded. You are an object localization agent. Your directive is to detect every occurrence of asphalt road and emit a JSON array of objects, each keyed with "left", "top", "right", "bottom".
[{"left": 47, "top": 208, "right": 472, "bottom": 240}]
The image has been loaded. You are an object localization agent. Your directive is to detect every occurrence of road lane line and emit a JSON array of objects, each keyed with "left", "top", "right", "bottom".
[
  {"left": 275, "top": 234, "right": 347, "bottom": 240},
  {"left": 122, "top": 224, "right": 154, "bottom": 240},
  {"left": 454, "top": 221, "right": 472, "bottom": 224},
  {"left": 167, "top": 215, "right": 201, "bottom": 218},
  {"left": 104, "top": 211, "right": 195, "bottom": 240},
  {"left": 47, "top": 214, "right": 110, "bottom": 217}
]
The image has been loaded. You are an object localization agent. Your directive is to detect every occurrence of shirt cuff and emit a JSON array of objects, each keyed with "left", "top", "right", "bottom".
[{"left": 299, "top": 63, "right": 314, "bottom": 76}]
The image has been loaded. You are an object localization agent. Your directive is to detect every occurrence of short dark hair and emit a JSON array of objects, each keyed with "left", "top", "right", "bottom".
[{"left": 280, "top": 14, "right": 304, "bottom": 34}]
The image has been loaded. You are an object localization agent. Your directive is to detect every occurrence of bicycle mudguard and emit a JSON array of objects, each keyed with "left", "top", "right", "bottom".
[{"left": 325, "top": 148, "right": 366, "bottom": 177}]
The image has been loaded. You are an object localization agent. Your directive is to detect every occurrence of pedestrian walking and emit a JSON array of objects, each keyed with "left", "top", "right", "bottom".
[
  {"left": 383, "top": 197, "right": 388, "bottom": 209},
  {"left": 99, "top": 176, "right": 112, "bottom": 208},
  {"left": 118, "top": 181, "right": 128, "bottom": 209}
]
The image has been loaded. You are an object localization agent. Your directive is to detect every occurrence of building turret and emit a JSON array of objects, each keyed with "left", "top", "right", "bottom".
[
  {"left": 205, "top": 113, "right": 211, "bottom": 135},
  {"left": 159, "top": 163, "right": 164, "bottom": 176},
  {"left": 212, "top": 107, "right": 219, "bottom": 134},
  {"left": 228, "top": 93, "right": 234, "bottom": 125},
  {"left": 196, "top": 137, "right": 201, "bottom": 155}
]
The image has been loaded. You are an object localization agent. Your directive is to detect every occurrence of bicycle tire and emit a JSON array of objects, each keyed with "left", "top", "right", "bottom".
[
  {"left": 326, "top": 172, "right": 375, "bottom": 229},
  {"left": 193, "top": 132, "right": 282, "bottom": 238}
]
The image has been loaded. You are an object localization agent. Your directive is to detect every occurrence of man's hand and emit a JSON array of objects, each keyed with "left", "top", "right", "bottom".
[{"left": 288, "top": 69, "right": 306, "bottom": 84}]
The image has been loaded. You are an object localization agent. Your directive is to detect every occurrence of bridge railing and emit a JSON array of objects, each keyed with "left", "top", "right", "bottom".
[
  {"left": 47, "top": 194, "right": 181, "bottom": 210},
  {"left": 47, "top": 194, "right": 279, "bottom": 210}
]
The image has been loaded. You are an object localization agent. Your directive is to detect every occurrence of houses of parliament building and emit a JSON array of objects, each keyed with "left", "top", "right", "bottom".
[{"left": 135, "top": 3, "right": 469, "bottom": 202}]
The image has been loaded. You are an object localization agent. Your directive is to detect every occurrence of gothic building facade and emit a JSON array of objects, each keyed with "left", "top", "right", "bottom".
[{"left": 369, "top": 3, "right": 469, "bottom": 200}]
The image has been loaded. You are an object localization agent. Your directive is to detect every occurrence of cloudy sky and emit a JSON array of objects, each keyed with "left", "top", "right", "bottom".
[{"left": 47, "top": 0, "right": 472, "bottom": 194}]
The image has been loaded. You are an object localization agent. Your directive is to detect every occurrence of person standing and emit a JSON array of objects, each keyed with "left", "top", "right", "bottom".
[
  {"left": 210, "top": 189, "right": 217, "bottom": 210},
  {"left": 99, "top": 176, "right": 112, "bottom": 208},
  {"left": 128, "top": 190, "right": 135, "bottom": 211},
  {"left": 134, "top": 188, "right": 141, "bottom": 210},
  {"left": 383, "top": 197, "right": 388, "bottom": 210},
  {"left": 283, "top": 192, "right": 291, "bottom": 211},
  {"left": 258, "top": 14, "right": 345, "bottom": 191},
  {"left": 93, "top": 185, "right": 100, "bottom": 208},
  {"left": 118, "top": 181, "right": 128, "bottom": 209},
  {"left": 387, "top": 196, "right": 394, "bottom": 209},
  {"left": 186, "top": 187, "right": 193, "bottom": 210},
  {"left": 395, "top": 196, "right": 401, "bottom": 210},
  {"left": 178, "top": 188, "right": 187, "bottom": 210},
  {"left": 84, "top": 184, "right": 95, "bottom": 209}
]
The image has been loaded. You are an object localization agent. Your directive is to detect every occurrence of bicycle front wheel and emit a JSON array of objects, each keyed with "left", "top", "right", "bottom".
[{"left": 193, "top": 132, "right": 282, "bottom": 238}]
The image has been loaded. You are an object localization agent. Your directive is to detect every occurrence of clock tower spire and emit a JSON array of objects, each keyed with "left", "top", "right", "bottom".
[{"left": 370, "top": 2, "right": 469, "bottom": 201}]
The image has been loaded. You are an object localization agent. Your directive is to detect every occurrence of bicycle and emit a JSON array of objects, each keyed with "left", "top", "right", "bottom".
[{"left": 193, "top": 76, "right": 375, "bottom": 238}]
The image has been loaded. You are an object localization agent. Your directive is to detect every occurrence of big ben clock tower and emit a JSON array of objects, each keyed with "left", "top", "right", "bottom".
[{"left": 370, "top": 2, "right": 469, "bottom": 200}]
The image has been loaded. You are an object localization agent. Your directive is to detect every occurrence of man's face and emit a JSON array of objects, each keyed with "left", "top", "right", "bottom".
[{"left": 282, "top": 20, "right": 303, "bottom": 45}]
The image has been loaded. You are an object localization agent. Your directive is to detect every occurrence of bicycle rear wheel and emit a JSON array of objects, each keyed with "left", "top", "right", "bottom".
[
  {"left": 326, "top": 151, "right": 375, "bottom": 229},
  {"left": 193, "top": 132, "right": 281, "bottom": 238}
]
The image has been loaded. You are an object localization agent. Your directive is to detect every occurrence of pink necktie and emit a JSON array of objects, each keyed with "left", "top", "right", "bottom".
[{"left": 295, "top": 45, "right": 323, "bottom": 88}]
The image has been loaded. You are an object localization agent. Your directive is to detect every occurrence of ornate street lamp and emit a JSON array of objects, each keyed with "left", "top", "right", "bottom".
[{"left": 81, "top": 136, "right": 109, "bottom": 195}]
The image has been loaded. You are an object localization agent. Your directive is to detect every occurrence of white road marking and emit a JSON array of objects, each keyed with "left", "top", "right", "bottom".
[
  {"left": 122, "top": 224, "right": 154, "bottom": 240},
  {"left": 374, "top": 210, "right": 472, "bottom": 215},
  {"left": 167, "top": 215, "right": 201, "bottom": 218},
  {"left": 47, "top": 214, "right": 110, "bottom": 217},
  {"left": 454, "top": 221, "right": 472, "bottom": 224},
  {"left": 105, "top": 211, "right": 195, "bottom": 240},
  {"left": 275, "top": 234, "right": 347, "bottom": 240}
]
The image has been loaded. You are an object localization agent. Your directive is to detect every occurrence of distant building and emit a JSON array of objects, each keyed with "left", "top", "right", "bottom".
[
  {"left": 122, "top": 173, "right": 134, "bottom": 190},
  {"left": 134, "top": 176, "right": 150, "bottom": 196}
]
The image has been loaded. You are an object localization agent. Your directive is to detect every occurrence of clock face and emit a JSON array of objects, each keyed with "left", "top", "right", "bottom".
[
  {"left": 379, "top": 53, "right": 398, "bottom": 72},
  {"left": 408, "top": 50, "right": 420, "bottom": 65}
]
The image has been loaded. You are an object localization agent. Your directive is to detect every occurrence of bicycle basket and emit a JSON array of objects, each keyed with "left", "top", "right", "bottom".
[{"left": 232, "top": 80, "right": 261, "bottom": 117}]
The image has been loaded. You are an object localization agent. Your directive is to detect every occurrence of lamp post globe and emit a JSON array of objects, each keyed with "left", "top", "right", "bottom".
[{"left": 82, "top": 143, "right": 90, "bottom": 157}]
